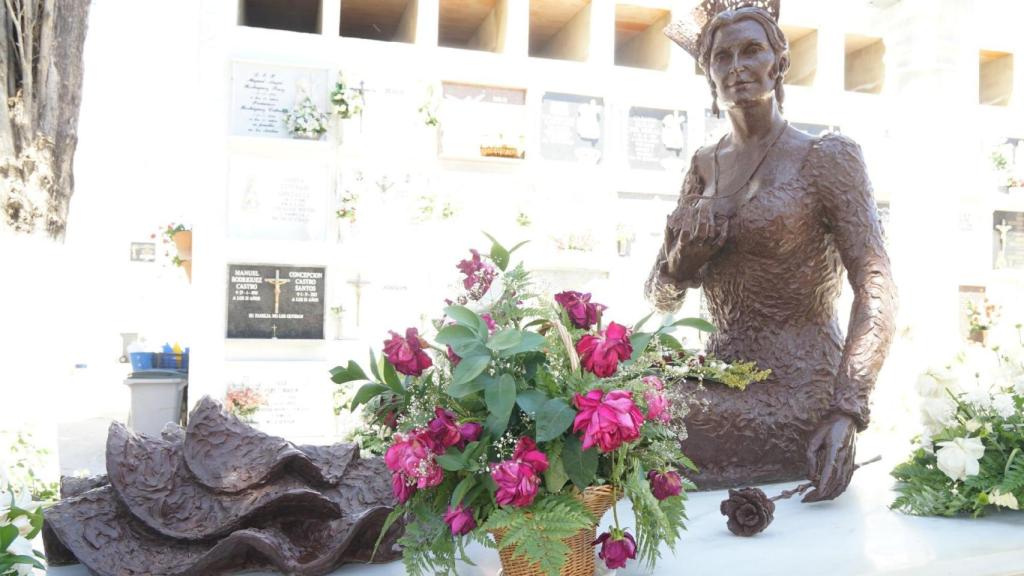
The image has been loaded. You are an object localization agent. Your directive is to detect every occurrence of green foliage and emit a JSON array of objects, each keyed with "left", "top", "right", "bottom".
[
  {"left": 625, "top": 463, "right": 688, "bottom": 569},
  {"left": 482, "top": 494, "right": 594, "bottom": 576},
  {"left": 5, "top": 431, "right": 59, "bottom": 501},
  {"left": 562, "top": 435, "right": 598, "bottom": 489}
]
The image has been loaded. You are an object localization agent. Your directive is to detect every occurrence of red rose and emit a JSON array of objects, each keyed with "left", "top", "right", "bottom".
[
  {"left": 554, "top": 291, "right": 607, "bottom": 329},
  {"left": 456, "top": 249, "right": 496, "bottom": 300},
  {"left": 383, "top": 327, "right": 433, "bottom": 376},
  {"left": 644, "top": 390, "right": 670, "bottom": 423},
  {"left": 576, "top": 322, "right": 633, "bottom": 378},
  {"left": 647, "top": 469, "right": 683, "bottom": 500},
  {"left": 443, "top": 505, "right": 477, "bottom": 536},
  {"left": 593, "top": 529, "right": 637, "bottom": 570},
  {"left": 572, "top": 389, "right": 644, "bottom": 453},
  {"left": 458, "top": 422, "right": 482, "bottom": 447},
  {"left": 391, "top": 472, "right": 415, "bottom": 503},
  {"left": 427, "top": 407, "right": 462, "bottom": 449},
  {"left": 491, "top": 437, "right": 549, "bottom": 507}
]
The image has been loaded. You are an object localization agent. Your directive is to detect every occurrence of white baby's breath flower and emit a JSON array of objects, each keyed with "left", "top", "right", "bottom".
[
  {"left": 965, "top": 419, "right": 982, "bottom": 433},
  {"left": 992, "top": 393, "right": 1016, "bottom": 419},
  {"left": 990, "top": 489, "right": 1020, "bottom": 510},
  {"left": 963, "top": 386, "right": 994, "bottom": 410},
  {"left": 935, "top": 436, "right": 985, "bottom": 481}
]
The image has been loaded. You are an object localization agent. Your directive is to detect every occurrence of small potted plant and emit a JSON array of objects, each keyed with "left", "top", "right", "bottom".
[
  {"left": 154, "top": 223, "right": 192, "bottom": 282},
  {"left": 284, "top": 93, "right": 329, "bottom": 141},
  {"left": 330, "top": 72, "right": 363, "bottom": 144},
  {"left": 330, "top": 305, "right": 346, "bottom": 340},
  {"left": 966, "top": 298, "right": 1000, "bottom": 345}
]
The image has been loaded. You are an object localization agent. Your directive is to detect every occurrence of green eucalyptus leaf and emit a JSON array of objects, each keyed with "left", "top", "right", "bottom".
[
  {"left": 632, "top": 311, "right": 656, "bottom": 332},
  {"left": 484, "top": 374, "right": 516, "bottom": 435},
  {"left": 516, "top": 389, "right": 548, "bottom": 417},
  {"left": 444, "top": 305, "right": 483, "bottom": 333},
  {"left": 349, "top": 382, "right": 389, "bottom": 412},
  {"left": 535, "top": 399, "right": 576, "bottom": 442},
  {"left": 436, "top": 448, "right": 467, "bottom": 471},
  {"left": 544, "top": 446, "right": 570, "bottom": 493},
  {"left": 508, "top": 240, "right": 530, "bottom": 255},
  {"left": 453, "top": 355, "right": 491, "bottom": 387},
  {"left": 487, "top": 329, "right": 524, "bottom": 352},
  {"left": 628, "top": 332, "right": 655, "bottom": 363},
  {"left": 563, "top": 434, "right": 598, "bottom": 489},
  {"left": 381, "top": 359, "right": 404, "bottom": 395},
  {"left": 449, "top": 373, "right": 492, "bottom": 398},
  {"left": 501, "top": 332, "right": 547, "bottom": 356},
  {"left": 435, "top": 325, "right": 479, "bottom": 347},
  {"left": 658, "top": 332, "right": 684, "bottom": 351},
  {"left": 451, "top": 475, "right": 478, "bottom": 506},
  {"left": 451, "top": 340, "right": 491, "bottom": 359},
  {"left": 368, "top": 348, "right": 382, "bottom": 382},
  {"left": 329, "top": 360, "right": 369, "bottom": 384},
  {"left": 667, "top": 317, "right": 717, "bottom": 333}
]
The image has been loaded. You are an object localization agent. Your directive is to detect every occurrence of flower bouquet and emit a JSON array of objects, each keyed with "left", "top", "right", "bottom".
[
  {"left": 283, "top": 94, "right": 329, "bottom": 140},
  {"left": 224, "top": 385, "right": 265, "bottom": 423},
  {"left": 331, "top": 235, "right": 702, "bottom": 576},
  {"left": 892, "top": 345, "right": 1024, "bottom": 516},
  {"left": 329, "top": 72, "right": 363, "bottom": 120}
]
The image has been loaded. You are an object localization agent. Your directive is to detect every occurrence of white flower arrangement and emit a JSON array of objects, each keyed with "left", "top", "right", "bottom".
[
  {"left": 329, "top": 73, "right": 363, "bottom": 119},
  {"left": 283, "top": 95, "right": 329, "bottom": 139},
  {"left": 892, "top": 342, "right": 1024, "bottom": 516},
  {"left": 0, "top": 460, "right": 46, "bottom": 576}
]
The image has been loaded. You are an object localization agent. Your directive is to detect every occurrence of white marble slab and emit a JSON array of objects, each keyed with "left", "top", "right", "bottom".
[{"left": 47, "top": 447, "right": 1024, "bottom": 576}]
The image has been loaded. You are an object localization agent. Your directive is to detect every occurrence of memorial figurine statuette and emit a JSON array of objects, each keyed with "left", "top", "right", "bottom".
[{"left": 651, "top": 0, "right": 896, "bottom": 500}]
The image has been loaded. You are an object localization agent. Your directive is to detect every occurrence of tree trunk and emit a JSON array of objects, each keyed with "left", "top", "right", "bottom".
[{"left": 0, "top": 0, "right": 91, "bottom": 240}]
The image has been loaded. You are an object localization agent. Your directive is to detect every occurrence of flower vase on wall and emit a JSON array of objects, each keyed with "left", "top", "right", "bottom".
[{"left": 969, "top": 329, "right": 986, "bottom": 346}]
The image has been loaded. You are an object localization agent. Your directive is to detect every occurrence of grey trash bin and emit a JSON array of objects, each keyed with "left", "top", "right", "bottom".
[{"left": 124, "top": 370, "right": 188, "bottom": 436}]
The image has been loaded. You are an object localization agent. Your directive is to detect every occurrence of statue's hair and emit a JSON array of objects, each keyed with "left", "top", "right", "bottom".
[{"left": 698, "top": 7, "right": 790, "bottom": 115}]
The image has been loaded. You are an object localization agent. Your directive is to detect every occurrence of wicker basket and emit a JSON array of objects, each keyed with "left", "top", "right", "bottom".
[{"left": 491, "top": 485, "right": 618, "bottom": 576}]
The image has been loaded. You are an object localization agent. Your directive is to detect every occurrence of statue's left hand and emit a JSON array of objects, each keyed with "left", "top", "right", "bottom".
[{"left": 802, "top": 413, "right": 857, "bottom": 502}]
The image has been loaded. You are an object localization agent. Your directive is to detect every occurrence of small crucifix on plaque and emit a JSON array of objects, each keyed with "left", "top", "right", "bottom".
[
  {"left": 347, "top": 274, "right": 371, "bottom": 328},
  {"left": 995, "top": 219, "right": 1013, "bottom": 269},
  {"left": 264, "top": 269, "right": 291, "bottom": 314}
]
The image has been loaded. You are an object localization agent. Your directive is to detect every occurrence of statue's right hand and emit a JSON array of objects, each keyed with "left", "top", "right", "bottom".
[{"left": 662, "top": 198, "right": 728, "bottom": 278}]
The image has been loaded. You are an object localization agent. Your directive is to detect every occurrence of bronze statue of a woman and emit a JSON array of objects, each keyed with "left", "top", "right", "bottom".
[{"left": 648, "top": 0, "right": 896, "bottom": 501}]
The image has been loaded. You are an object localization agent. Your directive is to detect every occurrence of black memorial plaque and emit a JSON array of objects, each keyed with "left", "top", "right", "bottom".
[
  {"left": 227, "top": 264, "right": 325, "bottom": 339},
  {"left": 628, "top": 107, "right": 687, "bottom": 170},
  {"left": 540, "top": 92, "right": 604, "bottom": 164},
  {"left": 993, "top": 211, "right": 1024, "bottom": 270}
]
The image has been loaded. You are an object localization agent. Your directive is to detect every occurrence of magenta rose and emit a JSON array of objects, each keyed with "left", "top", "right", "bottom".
[
  {"left": 391, "top": 472, "right": 415, "bottom": 503},
  {"left": 385, "top": 430, "right": 444, "bottom": 490},
  {"left": 572, "top": 389, "right": 644, "bottom": 453},
  {"left": 576, "top": 322, "right": 633, "bottom": 378},
  {"left": 642, "top": 375, "right": 664, "bottom": 391},
  {"left": 647, "top": 469, "right": 683, "bottom": 500},
  {"left": 427, "top": 407, "right": 462, "bottom": 449},
  {"left": 645, "top": 391, "right": 670, "bottom": 423},
  {"left": 383, "top": 328, "right": 433, "bottom": 376},
  {"left": 443, "top": 505, "right": 477, "bottom": 536},
  {"left": 458, "top": 422, "right": 483, "bottom": 447},
  {"left": 456, "top": 249, "right": 496, "bottom": 300},
  {"left": 491, "top": 437, "right": 549, "bottom": 507},
  {"left": 554, "top": 291, "right": 607, "bottom": 329},
  {"left": 593, "top": 529, "right": 637, "bottom": 570}
]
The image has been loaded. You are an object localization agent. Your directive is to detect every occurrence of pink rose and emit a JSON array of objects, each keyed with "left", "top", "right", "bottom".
[
  {"left": 576, "top": 322, "right": 633, "bottom": 378},
  {"left": 642, "top": 375, "right": 664, "bottom": 391},
  {"left": 593, "top": 529, "right": 637, "bottom": 570},
  {"left": 385, "top": 430, "right": 444, "bottom": 491},
  {"left": 456, "top": 249, "right": 496, "bottom": 300},
  {"left": 443, "top": 505, "right": 477, "bottom": 536},
  {"left": 383, "top": 328, "right": 433, "bottom": 376},
  {"left": 644, "top": 391, "right": 670, "bottom": 423},
  {"left": 391, "top": 472, "right": 415, "bottom": 503},
  {"left": 572, "top": 389, "right": 644, "bottom": 453},
  {"left": 647, "top": 469, "right": 683, "bottom": 500},
  {"left": 491, "top": 437, "right": 549, "bottom": 507},
  {"left": 427, "top": 407, "right": 462, "bottom": 449},
  {"left": 554, "top": 291, "right": 607, "bottom": 329},
  {"left": 458, "top": 422, "right": 483, "bottom": 447}
]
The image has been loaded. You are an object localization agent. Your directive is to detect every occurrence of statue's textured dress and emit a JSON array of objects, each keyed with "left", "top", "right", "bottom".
[{"left": 647, "top": 132, "right": 896, "bottom": 488}]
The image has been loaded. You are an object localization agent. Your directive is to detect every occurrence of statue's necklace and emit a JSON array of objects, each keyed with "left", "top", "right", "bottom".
[{"left": 707, "top": 120, "right": 789, "bottom": 203}]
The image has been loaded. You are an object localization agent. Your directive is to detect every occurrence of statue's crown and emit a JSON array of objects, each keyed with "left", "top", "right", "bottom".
[{"left": 664, "top": 0, "right": 781, "bottom": 61}]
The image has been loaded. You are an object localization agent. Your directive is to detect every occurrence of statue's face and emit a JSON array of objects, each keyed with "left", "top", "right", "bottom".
[{"left": 708, "top": 19, "right": 777, "bottom": 110}]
